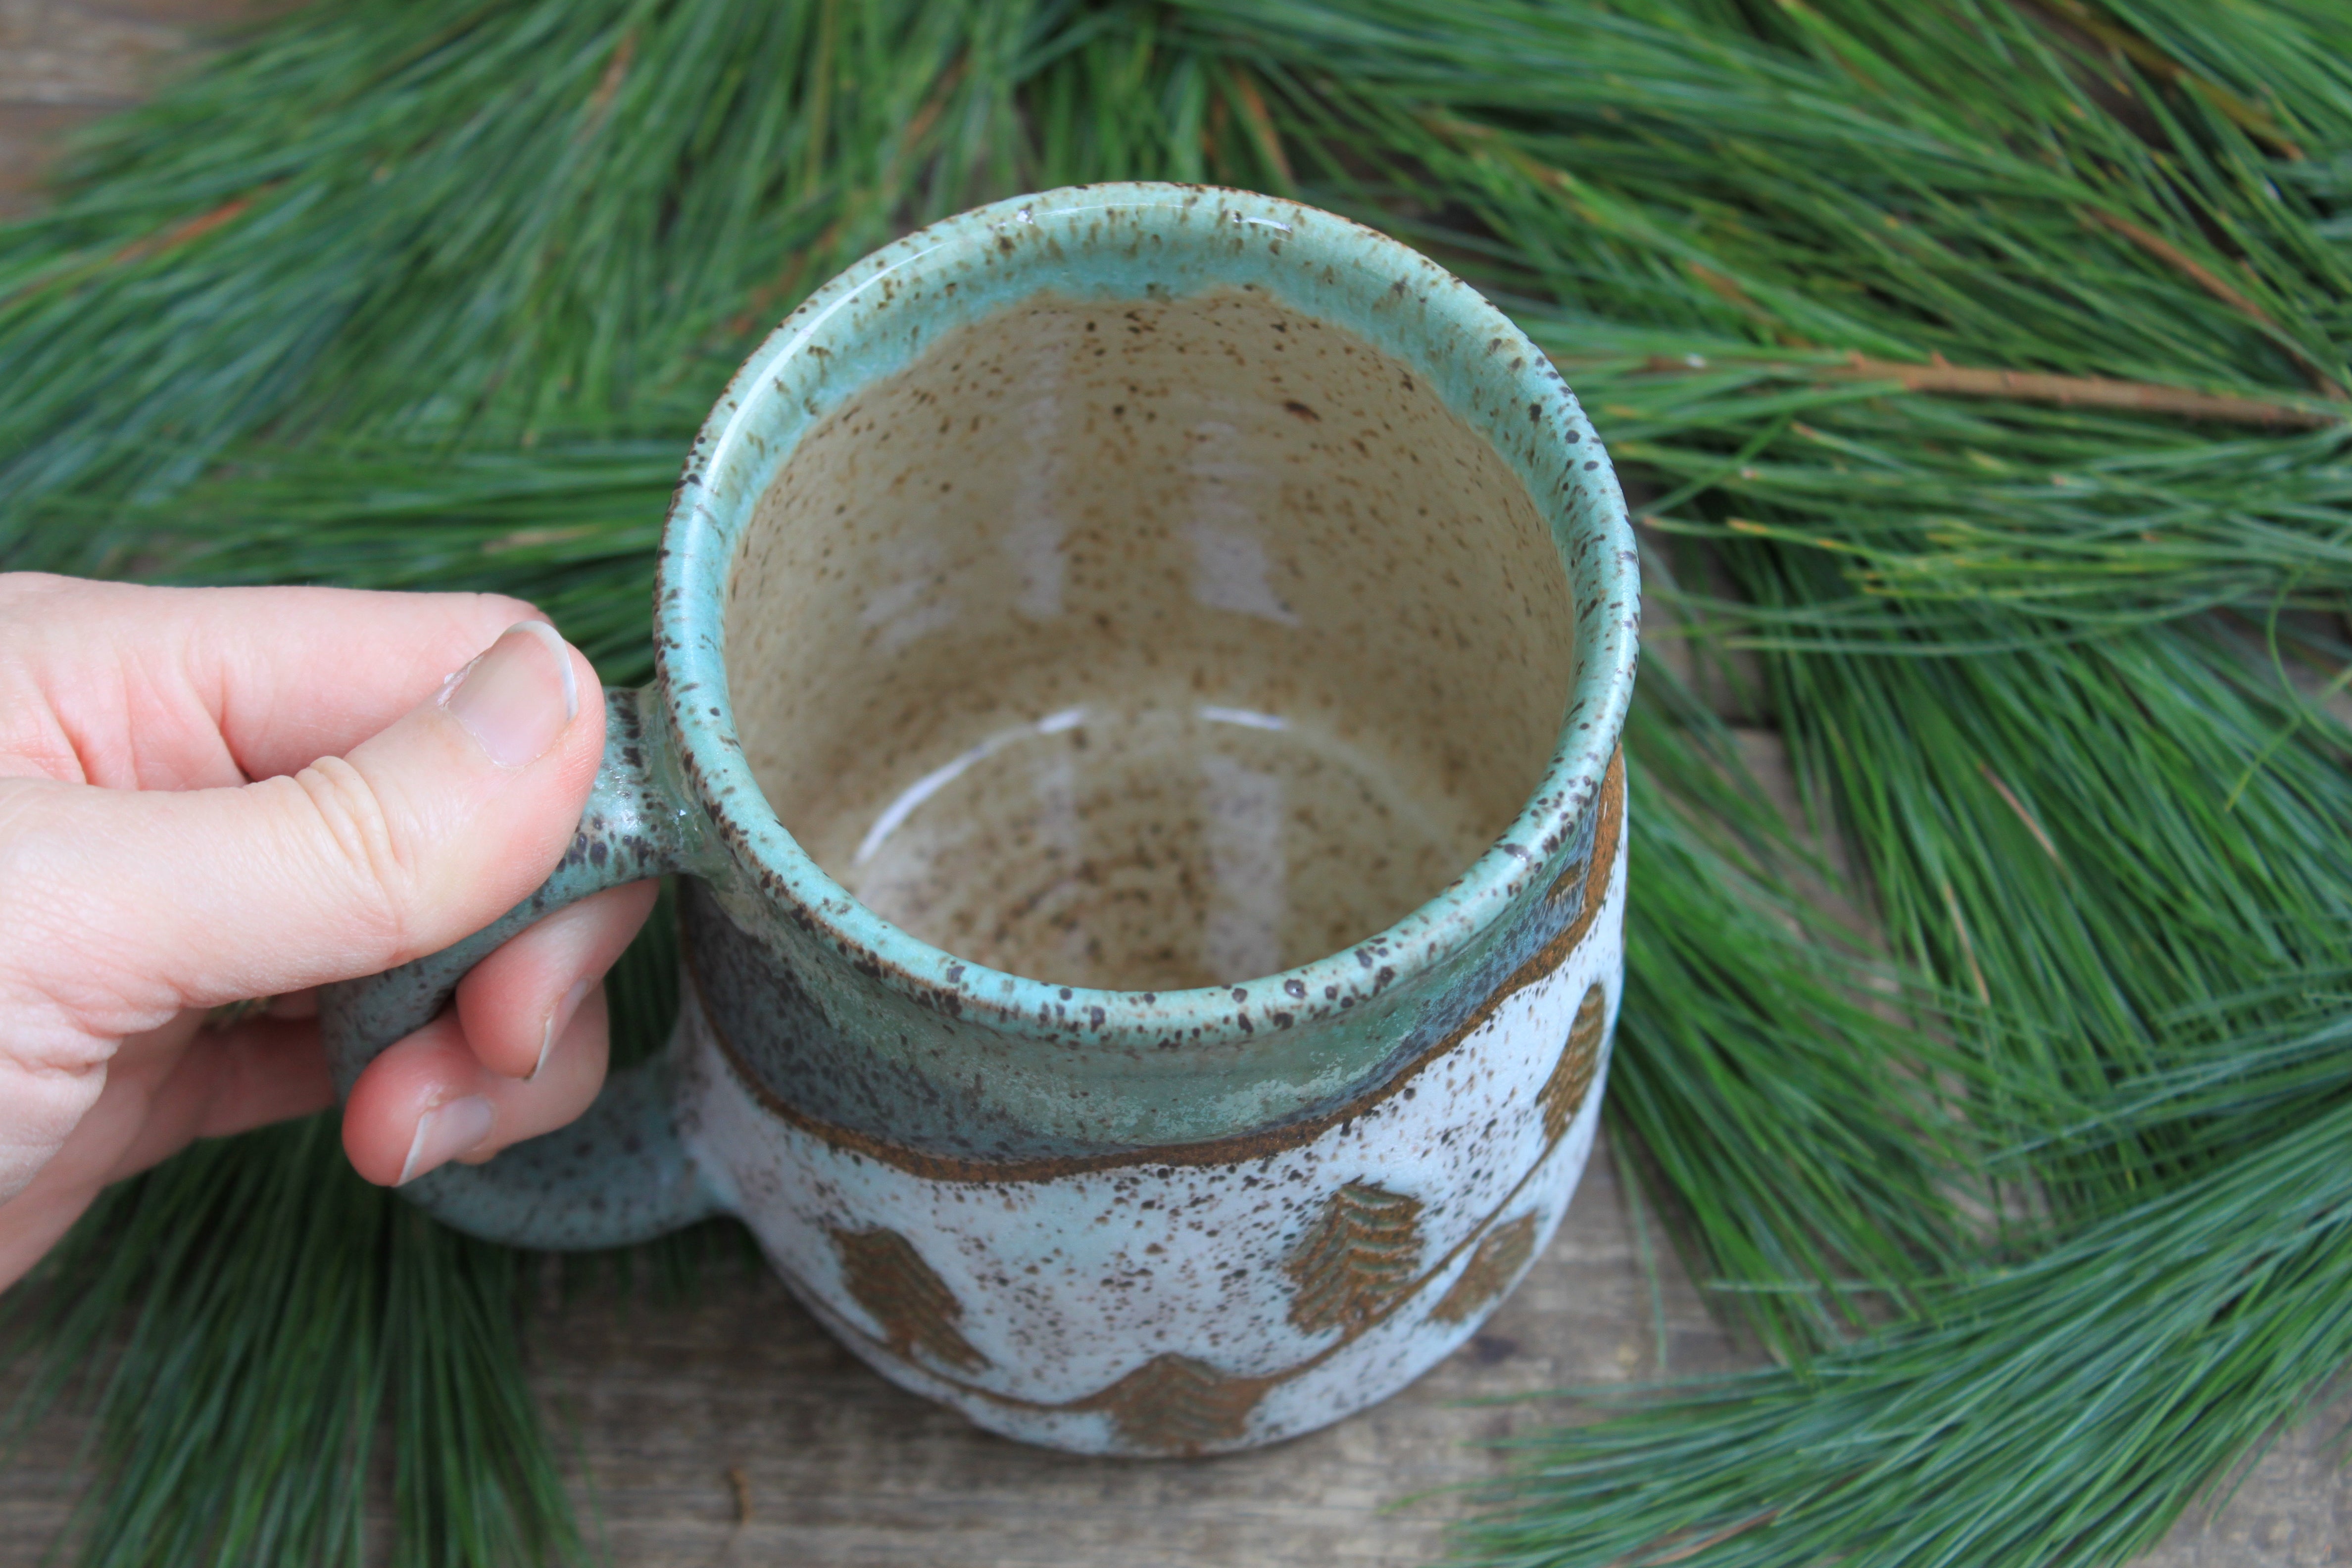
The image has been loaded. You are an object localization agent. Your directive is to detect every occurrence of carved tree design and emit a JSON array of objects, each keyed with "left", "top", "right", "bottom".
[
  {"left": 831, "top": 1226, "right": 988, "bottom": 1372},
  {"left": 1546, "top": 745, "right": 1625, "bottom": 955},
  {"left": 1538, "top": 983, "right": 1609, "bottom": 1143},
  {"left": 1284, "top": 1181, "right": 1425, "bottom": 1335},
  {"left": 1079, "top": 1353, "right": 1272, "bottom": 1454},
  {"left": 1428, "top": 1213, "right": 1539, "bottom": 1325}
]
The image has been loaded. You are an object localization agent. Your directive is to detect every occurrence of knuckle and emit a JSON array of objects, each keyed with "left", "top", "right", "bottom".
[{"left": 287, "top": 757, "right": 419, "bottom": 954}]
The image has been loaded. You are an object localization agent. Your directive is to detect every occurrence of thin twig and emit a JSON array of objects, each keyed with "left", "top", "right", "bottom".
[
  {"left": 3, "top": 192, "right": 261, "bottom": 310},
  {"left": 578, "top": 30, "right": 636, "bottom": 134},
  {"left": 2081, "top": 209, "right": 2345, "bottom": 398},
  {"left": 2084, "top": 210, "right": 2272, "bottom": 325},
  {"left": 899, "top": 51, "right": 968, "bottom": 149},
  {"left": 1819, "top": 355, "right": 2335, "bottom": 426},
  {"left": 104, "top": 195, "right": 254, "bottom": 269},
  {"left": 706, "top": 1467, "right": 753, "bottom": 1567},
  {"left": 2038, "top": 0, "right": 2305, "bottom": 159},
  {"left": 1980, "top": 766, "right": 2064, "bottom": 867},
  {"left": 1627, "top": 1508, "right": 1782, "bottom": 1566},
  {"left": 1941, "top": 878, "right": 1993, "bottom": 1007},
  {"left": 1571, "top": 352, "right": 2342, "bottom": 428},
  {"left": 723, "top": 216, "right": 848, "bottom": 339},
  {"left": 1226, "top": 64, "right": 1296, "bottom": 190},
  {"left": 1686, "top": 261, "right": 1767, "bottom": 321}
]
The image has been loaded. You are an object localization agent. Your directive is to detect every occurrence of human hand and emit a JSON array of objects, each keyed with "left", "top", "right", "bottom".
[{"left": 0, "top": 574, "right": 657, "bottom": 1289}]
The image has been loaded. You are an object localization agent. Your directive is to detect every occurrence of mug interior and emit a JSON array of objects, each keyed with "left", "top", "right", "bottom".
[{"left": 722, "top": 285, "right": 1574, "bottom": 991}]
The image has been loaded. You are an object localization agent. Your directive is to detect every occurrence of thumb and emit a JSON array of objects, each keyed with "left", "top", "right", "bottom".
[{"left": 13, "top": 621, "right": 605, "bottom": 1036}]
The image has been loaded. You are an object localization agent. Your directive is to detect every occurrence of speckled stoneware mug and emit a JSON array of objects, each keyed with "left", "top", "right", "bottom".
[{"left": 323, "top": 183, "right": 1637, "bottom": 1457}]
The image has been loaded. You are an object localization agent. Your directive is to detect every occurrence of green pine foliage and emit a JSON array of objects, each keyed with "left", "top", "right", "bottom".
[
  {"left": 1468, "top": 1002, "right": 2352, "bottom": 1568},
  {"left": 4, "top": 0, "right": 2351, "bottom": 1563}
]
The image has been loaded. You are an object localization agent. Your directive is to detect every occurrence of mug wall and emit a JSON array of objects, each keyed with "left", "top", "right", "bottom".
[{"left": 724, "top": 286, "right": 1575, "bottom": 991}]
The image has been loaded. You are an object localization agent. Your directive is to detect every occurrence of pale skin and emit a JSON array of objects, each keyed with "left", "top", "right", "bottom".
[{"left": 0, "top": 574, "right": 656, "bottom": 1289}]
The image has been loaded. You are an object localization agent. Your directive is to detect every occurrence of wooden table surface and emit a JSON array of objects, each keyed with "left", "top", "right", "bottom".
[{"left": 4, "top": 4, "right": 2350, "bottom": 1562}]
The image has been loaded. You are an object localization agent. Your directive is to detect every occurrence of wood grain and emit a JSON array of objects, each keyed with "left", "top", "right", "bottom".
[
  {"left": 0, "top": 1132, "right": 1760, "bottom": 1567},
  {"left": 510, "top": 1129, "right": 1743, "bottom": 1568}
]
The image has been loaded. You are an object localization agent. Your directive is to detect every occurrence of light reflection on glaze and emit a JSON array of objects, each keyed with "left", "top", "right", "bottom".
[
  {"left": 853, "top": 707, "right": 1086, "bottom": 867},
  {"left": 1198, "top": 705, "right": 1287, "bottom": 732},
  {"left": 823, "top": 698, "right": 1475, "bottom": 990},
  {"left": 726, "top": 286, "right": 1579, "bottom": 991}
]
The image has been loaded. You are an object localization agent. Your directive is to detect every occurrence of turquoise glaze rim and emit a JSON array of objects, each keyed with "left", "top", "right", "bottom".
[{"left": 652, "top": 183, "right": 1637, "bottom": 1048}]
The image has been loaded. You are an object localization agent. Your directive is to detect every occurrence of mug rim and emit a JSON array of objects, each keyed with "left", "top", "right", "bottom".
[{"left": 652, "top": 182, "right": 1637, "bottom": 1048}]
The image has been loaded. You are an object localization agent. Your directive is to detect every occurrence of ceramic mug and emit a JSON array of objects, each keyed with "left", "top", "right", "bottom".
[{"left": 323, "top": 183, "right": 1638, "bottom": 1457}]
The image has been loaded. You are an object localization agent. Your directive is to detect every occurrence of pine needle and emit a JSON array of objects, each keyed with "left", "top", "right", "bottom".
[{"left": 1459, "top": 998, "right": 2352, "bottom": 1568}]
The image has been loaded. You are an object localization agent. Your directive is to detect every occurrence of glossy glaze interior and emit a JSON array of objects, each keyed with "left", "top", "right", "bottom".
[{"left": 724, "top": 285, "right": 1573, "bottom": 990}]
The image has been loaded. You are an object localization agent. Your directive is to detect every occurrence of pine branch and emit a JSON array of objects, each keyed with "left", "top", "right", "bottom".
[{"left": 1461, "top": 1005, "right": 2352, "bottom": 1568}]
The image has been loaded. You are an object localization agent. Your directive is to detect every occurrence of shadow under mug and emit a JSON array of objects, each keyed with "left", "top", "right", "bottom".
[{"left": 322, "top": 183, "right": 1639, "bottom": 1457}]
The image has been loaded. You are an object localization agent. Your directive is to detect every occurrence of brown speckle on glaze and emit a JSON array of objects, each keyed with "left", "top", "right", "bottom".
[{"left": 723, "top": 288, "right": 1574, "bottom": 991}]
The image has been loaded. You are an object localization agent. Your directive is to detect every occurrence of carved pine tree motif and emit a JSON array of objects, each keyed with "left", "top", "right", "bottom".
[
  {"left": 1538, "top": 984, "right": 1609, "bottom": 1142},
  {"left": 1079, "top": 1353, "right": 1272, "bottom": 1454},
  {"left": 1546, "top": 746, "right": 1625, "bottom": 955},
  {"left": 1428, "top": 1213, "right": 1539, "bottom": 1325},
  {"left": 831, "top": 1226, "right": 988, "bottom": 1372},
  {"left": 1284, "top": 1181, "right": 1425, "bottom": 1335}
]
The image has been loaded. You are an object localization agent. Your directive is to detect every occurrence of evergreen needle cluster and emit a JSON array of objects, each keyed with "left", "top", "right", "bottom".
[{"left": 3, "top": 0, "right": 2350, "bottom": 1565}]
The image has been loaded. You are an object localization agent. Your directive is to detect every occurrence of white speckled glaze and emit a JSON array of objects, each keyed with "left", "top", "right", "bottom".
[
  {"left": 679, "top": 818, "right": 1622, "bottom": 1454},
  {"left": 322, "top": 184, "right": 1638, "bottom": 1458}
]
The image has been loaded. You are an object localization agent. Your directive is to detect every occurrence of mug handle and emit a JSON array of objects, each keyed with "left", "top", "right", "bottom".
[{"left": 318, "top": 686, "right": 727, "bottom": 1249}]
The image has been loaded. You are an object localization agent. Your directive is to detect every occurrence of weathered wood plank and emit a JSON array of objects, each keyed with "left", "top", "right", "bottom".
[{"left": 517, "top": 1129, "right": 1738, "bottom": 1568}]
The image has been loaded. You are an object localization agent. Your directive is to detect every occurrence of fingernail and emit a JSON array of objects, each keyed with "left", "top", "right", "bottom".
[
  {"left": 440, "top": 621, "right": 578, "bottom": 768},
  {"left": 530, "top": 978, "right": 592, "bottom": 1082},
  {"left": 397, "top": 1095, "right": 496, "bottom": 1185}
]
